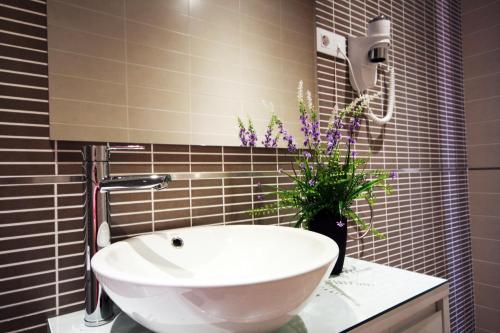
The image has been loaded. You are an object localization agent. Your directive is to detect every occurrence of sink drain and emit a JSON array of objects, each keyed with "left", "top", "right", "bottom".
[{"left": 171, "top": 237, "right": 184, "bottom": 248}]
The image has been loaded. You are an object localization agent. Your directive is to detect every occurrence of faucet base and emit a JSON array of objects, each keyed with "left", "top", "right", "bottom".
[
  {"left": 84, "top": 318, "right": 114, "bottom": 327},
  {"left": 84, "top": 313, "right": 115, "bottom": 327}
]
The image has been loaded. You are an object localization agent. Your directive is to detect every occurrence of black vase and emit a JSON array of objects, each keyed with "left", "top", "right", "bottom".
[{"left": 308, "top": 209, "right": 347, "bottom": 275}]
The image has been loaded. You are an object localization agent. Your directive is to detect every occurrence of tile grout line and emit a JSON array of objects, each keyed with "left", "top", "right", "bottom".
[
  {"left": 151, "top": 144, "right": 155, "bottom": 232},
  {"left": 221, "top": 146, "right": 226, "bottom": 225},
  {"left": 54, "top": 140, "right": 59, "bottom": 315}
]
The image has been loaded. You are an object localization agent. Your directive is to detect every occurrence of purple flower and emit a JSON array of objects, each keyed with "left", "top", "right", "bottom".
[
  {"left": 303, "top": 151, "right": 312, "bottom": 159},
  {"left": 239, "top": 128, "right": 248, "bottom": 147},
  {"left": 255, "top": 182, "right": 262, "bottom": 190},
  {"left": 351, "top": 150, "right": 358, "bottom": 157},
  {"left": 300, "top": 114, "right": 312, "bottom": 147},
  {"left": 278, "top": 122, "right": 285, "bottom": 134},
  {"left": 300, "top": 162, "right": 306, "bottom": 170},
  {"left": 278, "top": 121, "right": 297, "bottom": 153},
  {"left": 346, "top": 117, "right": 360, "bottom": 146},
  {"left": 262, "top": 127, "right": 273, "bottom": 147},
  {"left": 390, "top": 170, "right": 398, "bottom": 179},
  {"left": 248, "top": 131, "right": 257, "bottom": 147},
  {"left": 308, "top": 179, "right": 316, "bottom": 186},
  {"left": 238, "top": 118, "right": 256, "bottom": 147},
  {"left": 311, "top": 120, "right": 321, "bottom": 147},
  {"left": 336, "top": 220, "right": 345, "bottom": 227},
  {"left": 325, "top": 116, "right": 344, "bottom": 155},
  {"left": 256, "top": 194, "right": 264, "bottom": 201}
]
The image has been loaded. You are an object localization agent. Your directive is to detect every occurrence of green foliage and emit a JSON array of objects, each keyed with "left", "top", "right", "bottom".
[{"left": 249, "top": 84, "right": 395, "bottom": 239}]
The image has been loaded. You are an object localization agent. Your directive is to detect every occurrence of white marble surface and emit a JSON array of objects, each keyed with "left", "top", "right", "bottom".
[{"left": 48, "top": 257, "right": 446, "bottom": 333}]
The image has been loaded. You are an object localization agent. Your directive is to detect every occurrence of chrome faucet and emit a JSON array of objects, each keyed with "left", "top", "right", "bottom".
[{"left": 82, "top": 145, "right": 170, "bottom": 327}]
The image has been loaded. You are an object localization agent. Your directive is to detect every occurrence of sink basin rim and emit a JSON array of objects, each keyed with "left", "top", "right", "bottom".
[{"left": 91, "top": 225, "right": 339, "bottom": 288}]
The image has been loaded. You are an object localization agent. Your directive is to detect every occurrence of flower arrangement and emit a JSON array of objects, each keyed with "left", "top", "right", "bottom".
[{"left": 237, "top": 81, "right": 396, "bottom": 240}]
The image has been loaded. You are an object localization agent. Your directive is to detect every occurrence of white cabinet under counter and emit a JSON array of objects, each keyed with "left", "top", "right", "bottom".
[{"left": 48, "top": 257, "right": 449, "bottom": 333}]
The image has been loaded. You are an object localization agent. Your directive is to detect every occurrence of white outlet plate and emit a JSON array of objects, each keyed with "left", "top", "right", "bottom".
[{"left": 316, "top": 27, "right": 347, "bottom": 59}]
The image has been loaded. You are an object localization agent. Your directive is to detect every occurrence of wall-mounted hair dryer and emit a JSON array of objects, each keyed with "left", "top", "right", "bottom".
[{"left": 347, "top": 15, "right": 395, "bottom": 125}]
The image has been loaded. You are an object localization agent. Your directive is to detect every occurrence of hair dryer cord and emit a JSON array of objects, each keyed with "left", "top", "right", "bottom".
[{"left": 365, "top": 64, "right": 395, "bottom": 125}]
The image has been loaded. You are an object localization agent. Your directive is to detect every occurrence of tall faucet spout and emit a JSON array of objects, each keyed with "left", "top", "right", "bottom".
[{"left": 99, "top": 174, "right": 171, "bottom": 193}]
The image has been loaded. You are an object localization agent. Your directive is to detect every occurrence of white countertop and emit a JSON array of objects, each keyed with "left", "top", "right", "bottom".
[{"left": 48, "top": 257, "right": 446, "bottom": 333}]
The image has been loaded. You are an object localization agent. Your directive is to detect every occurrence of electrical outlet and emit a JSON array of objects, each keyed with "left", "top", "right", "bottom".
[{"left": 316, "top": 27, "right": 347, "bottom": 59}]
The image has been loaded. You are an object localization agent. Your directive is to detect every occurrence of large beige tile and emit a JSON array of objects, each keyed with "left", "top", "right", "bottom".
[
  {"left": 189, "top": 0, "right": 239, "bottom": 29},
  {"left": 48, "top": 25, "right": 125, "bottom": 61},
  {"left": 240, "top": 98, "right": 277, "bottom": 120},
  {"left": 467, "top": 143, "right": 500, "bottom": 168},
  {"left": 49, "top": 49, "right": 125, "bottom": 83},
  {"left": 467, "top": 118, "right": 500, "bottom": 146},
  {"left": 281, "top": 11, "right": 314, "bottom": 35},
  {"left": 463, "top": 24, "right": 500, "bottom": 57},
  {"left": 127, "top": 64, "right": 188, "bottom": 93},
  {"left": 280, "top": 44, "right": 315, "bottom": 67},
  {"left": 464, "top": 72, "right": 500, "bottom": 101},
  {"left": 240, "top": 66, "right": 283, "bottom": 90},
  {"left": 191, "top": 95, "right": 241, "bottom": 116},
  {"left": 128, "top": 108, "right": 189, "bottom": 131},
  {"left": 242, "top": 32, "right": 281, "bottom": 58},
  {"left": 281, "top": 71, "right": 315, "bottom": 94},
  {"left": 126, "top": 21, "right": 188, "bottom": 54},
  {"left": 190, "top": 56, "right": 239, "bottom": 81},
  {"left": 127, "top": 86, "right": 189, "bottom": 112},
  {"left": 469, "top": 170, "right": 500, "bottom": 193},
  {"left": 240, "top": 0, "right": 280, "bottom": 23},
  {"left": 281, "top": 28, "right": 315, "bottom": 51},
  {"left": 190, "top": 132, "right": 240, "bottom": 146},
  {"left": 128, "top": 129, "right": 190, "bottom": 145},
  {"left": 472, "top": 237, "right": 500, "bottom": 263},
  {"left": 188, "top": 17, "right": 240, "bottom": 45},
  {"left": 50, "top": 123, "right": 128, "bottom": 142},
  {"left": 190, "top": 75, "right": 241, "bottom": 99},
  {"left": 464, "top": 49, "right": 500, "bottom": 79},
  {"left": 281, "top": 0, "right": 313, "bottom": 20},
  {"left": 50, "top": 99, "right": 128, "bottom": 127},
  {"left": 462, "top": 0, "right": 496, "bottom": 13},
  {"left": 206, "top": 0, "right": 239, "bottom": 11},
  {"left": 462, "top": 1, "right": 500, "bottom": 35},
  {"left": 240, "top": 83, "right": 283, "bottom": 107},
  {"left": 241, "top": 48, "right": 283, "bottom": 74},
  {"left": 474, "top": 283, "right": 500, "bottom": 311},
  {"left": 241, "top": 15, "right": 280, "bottom": 41},
  {"left": 57, "top": 0, "right": 124, "bottom": 16},
  {"left": 473, "top": 259, "right": 500, "bottom": 286},
  {"left": 469, "top": 193, "right": 500, "bottom": 216},
  {"left": 48, "top": 0, "right": 124, "bottom": 39},
  {"left": 127, "top": 42, "right": 189, "bottom": 72},
  {"left": 49, "top": 74, "right": 126, "bottom": 105},
  {"left": 474, "top": 304, "right": 500, "bottom": 332},
  {"left": 465, "top": 96, "right": 500, "bottom": 123},
  {"left": 469, "top": 215, "right": 500, "bottom": 241},
  {"left": 191, "top": 113, "right": 237, "bottom": 134},
  {"left": 190, "top": 37, "right": 239, "bottom": 63},
  {"left": 126, "top": 0, "right": 189, "bottom": 25}
]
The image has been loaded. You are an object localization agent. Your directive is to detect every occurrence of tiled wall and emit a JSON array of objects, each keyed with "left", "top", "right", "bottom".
[
  {"left": 0, "top": 1, "right": 474, "bottom": 332},
  {"left": 47, "top": 0, "right": 315, "bottom": 146},
  {"left": 316, "top": 1, "right": 473, "bottom": 332},
  {"left": 461, "top": 0, "right": 500, "bottom": 332}
]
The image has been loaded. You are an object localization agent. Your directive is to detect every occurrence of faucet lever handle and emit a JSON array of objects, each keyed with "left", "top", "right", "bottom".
[{"left": 107, "top": 145, "right": 145, "bottom": 152}]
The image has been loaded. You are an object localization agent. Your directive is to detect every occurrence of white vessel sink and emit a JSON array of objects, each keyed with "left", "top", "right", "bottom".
[{"left": 91, "top": 225, "right": 338, "bottom": 333}]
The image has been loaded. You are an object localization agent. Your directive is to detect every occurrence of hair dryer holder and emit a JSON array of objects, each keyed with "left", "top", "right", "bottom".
[{"left": 347, "top": 35, "right": 390, "bottom": 93}]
